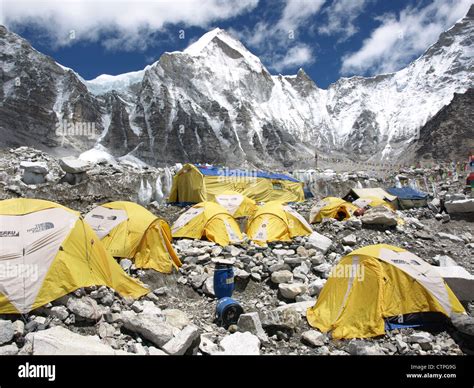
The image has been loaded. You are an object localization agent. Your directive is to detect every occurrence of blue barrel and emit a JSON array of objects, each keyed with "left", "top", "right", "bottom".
[
  {"left": 215, "top": 297, "right": 243, "bottom": 328},
  {"left": 213, "top": 264, "right": 234, "bottom": 299}
]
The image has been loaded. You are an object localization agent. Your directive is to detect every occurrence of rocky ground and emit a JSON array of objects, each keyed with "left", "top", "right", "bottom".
[{"left": 0, "top": 147, "right": 473, "bottom": 356}]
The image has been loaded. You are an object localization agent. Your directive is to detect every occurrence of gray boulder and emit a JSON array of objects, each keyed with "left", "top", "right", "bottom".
[
  {"left": 59, "top": 156, "right": 90, "bottom": 173},
  {"left": 0, "top": 320, "right": 14, "bottom": 345},
  {"left": 301, "top": 330, "right": 325, "bottom": 347},
  {"left": 237, "top": 312, "right": 268, "bottom": 343},
  {"left": 119, "top": 310, "right": 174, "bottom": 348},
  {"left": 306, "top": 232, "right": 333, "bottom": 254},
  {"left": 219, "top": 332, "right": 260, "bottom": 355},
  {"left": 22, "top": 326, "right": 128, "bottom": 355},
  {"left": 279, "top": 283, "right": 308, "bottom": 300},
  {"left": 361, "top": 208, "right": 398, "bottom": 226},
  {"left": 271, "top": 270, "right": 293, "bottom": 284},
  {"left": 66, "top": 297, "right": 104, "bottom": 321},
  {"left": 162, "top": 325, "right": 200, "bottom": 355}
]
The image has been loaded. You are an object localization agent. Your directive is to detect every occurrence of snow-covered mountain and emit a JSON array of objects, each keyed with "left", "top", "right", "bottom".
[{"left": 0, "top": 5, "right": 473, "bottom": 167}]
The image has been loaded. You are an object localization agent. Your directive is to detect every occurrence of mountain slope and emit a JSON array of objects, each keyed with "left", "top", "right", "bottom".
[
  {"left": 0, "top": 6, "right": 472, "bottom": 167},
  {"left": 0, "top": 26, "right": 104, "bottom": 154},
  {"left": 415, "top": 88, "right": 474, "bottom": 161}
]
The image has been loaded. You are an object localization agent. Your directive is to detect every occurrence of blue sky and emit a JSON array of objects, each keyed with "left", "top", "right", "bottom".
[{"left": 1, "top": 0, "right": 471, "bottom": 88}]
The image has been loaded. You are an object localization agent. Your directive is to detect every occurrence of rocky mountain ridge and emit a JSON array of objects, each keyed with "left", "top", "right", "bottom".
[{"left": 0, "top": 6, "right": 473, "bottom": 167}]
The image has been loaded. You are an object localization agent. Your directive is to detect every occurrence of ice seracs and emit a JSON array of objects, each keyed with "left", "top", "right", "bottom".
[{"left": 85, "top": 68, "right": 148, "bottom": 95}]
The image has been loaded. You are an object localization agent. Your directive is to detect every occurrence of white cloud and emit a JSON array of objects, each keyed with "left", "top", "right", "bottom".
[
  {"left": 318, "top": 0, "right": 370, "bottom": 40},
  {"left": 1, "top": 0, "right": 259, "bottom": 50},
  {"left": 277, "top": 0, "right": 326, "bottom": 32},
  {"left": 232, "top": 0, "right": 325, "bottom": 72},
  {"left": 341, "top": 0, "right": 472, "bottom": 75},
  {"left": 272, "top": 44, "right": 315, "bottom": 72}
]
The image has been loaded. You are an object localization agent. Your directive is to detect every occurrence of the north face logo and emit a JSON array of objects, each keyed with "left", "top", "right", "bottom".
[
  {"left": 27, "top": 222, "right": 54, "bottom": 233},
  {"left": 0, "top": 230, "right": 20, "bottom": 237}
]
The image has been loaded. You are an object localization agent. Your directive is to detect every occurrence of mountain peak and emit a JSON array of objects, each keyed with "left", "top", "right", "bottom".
[
  {"left": 184, "top": 28, "right": 235, "bottom": 56},
  {"left": 183, "top": 27, "right": 264, "bottom": 72}
]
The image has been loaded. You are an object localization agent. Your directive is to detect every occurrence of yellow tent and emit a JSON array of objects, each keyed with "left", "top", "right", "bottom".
[
  {"left": 172, "top": 202, "right": 243, "bottom": 246},
  {"left": 0, "top": 198, "right": 148, "bottom": 314},
  {"left": 353, "top": 196, "right": 395, "bottom": 210},
  {"left": 214, "top": 190, "right": 258, "bottom": 218},
  {"left": 168, "top": 164, "right": 304, "bottom": 203},
  {"left": 345, "top": 187, "right": 397, "bottom": 202},
  {"left": 309, "top": 197, "right": 359, "bottom": 223},
  {"left": 247, "top": 201, "right": 312, "bottom": 244},
  {"left": 84, "top": 201, "right": 181, "bottom": 274},
  {"left": 306, "top": 244, "right": 465, "bottom": 339}
]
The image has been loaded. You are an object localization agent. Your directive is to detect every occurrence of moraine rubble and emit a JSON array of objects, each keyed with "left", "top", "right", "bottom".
[{"left": 0, "top": 147, "right": 472, "bottom": 356}]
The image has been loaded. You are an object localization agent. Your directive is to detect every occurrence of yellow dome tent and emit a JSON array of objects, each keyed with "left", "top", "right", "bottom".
[
  {"left": 172, "top": 202, "right": 243, "bottom": 246},
  {"left": 214, "top": 190, "right": 258, "bottom": 218},
  {"left": 247, "top": 201, "right": 312, "bottom": 244},
  {"left": 306, "top": 244, "right": 465, "bottom": 339},
  {"left": 0, "top": 198, "right": 148, "bottom": 314},
  {"left": 353, "top": 196, "right": 395, "bottom": 210},
  {"left": 168, "top": 164, "right": 305, "bottom": 203},
  {"left": 309, "top": 197, "right": 358, "bottom": 223},
  {"left": 84, "top": 201, "right": 181, "bottom": 274}
]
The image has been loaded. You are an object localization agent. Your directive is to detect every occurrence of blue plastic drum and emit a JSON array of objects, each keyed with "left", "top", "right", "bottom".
[
  {"left": 213, "top": 264, "right": 234, "bottom": 299},
  {"left": 215, "top": 297, "right": 243, "bottom": 328}
]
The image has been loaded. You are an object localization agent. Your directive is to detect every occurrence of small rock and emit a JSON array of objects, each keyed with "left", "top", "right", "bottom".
[
  {"left": 119, "top": 310, "right": 174, "bottom": 348},
  {"left": 436, "top": 232, "right": 463, "bottom": 243},
  {"left": 153, "top": 287, "right": 168, "bottom": 296},
  {"left": 163, "top": 309, "right": 190, "bottom": 330},
  {"left": 306, "top": 232, "right": 333, "bottom": 254},
  {"left": 269, "top": 263, "right": 291, "bottom": 273},
  {"left": 120, "top": 259, "right": 133, "bottom": 271},
  {"left": 162, "top": 325, "right": 200, "bottom": 355},
  {"left": 97, "top": 322, "right": 116, "bottom": 339},
  {"left": 228, "top": 324, "right": 239, "bottom": 333},
  {"left": 237, "top": 312, "right": 268, "bottom": 343},
  {"left": 202, "top": 276, "right": 215, "bottom": 297},
  {"left": 272, "top": 249, "right": 295, "bottom": 260},
  {"left": 451, "top": 314, "right": 474, "bottom": 337},
  {"left": 361, "top": 208, "right": 398, "bottom": 226},
  {"left": 0, "top": 343, "right": 19, "bottom": 355},
  {"left": 67, "top": 297, "right": 104, "bottom": 321},
  {"left": 347, "top": 340, "right": 384, "bottom": 355},
  {"left": 308, "top": 278, "right": 326, "bottom": 296},
  {"left": 12, "top": 320, "right": 25, "bottom": 336},
  {"left": 219, "top": 332, "right": 260, "bottom": 355},
  {"left": 251, "top": 273, "right": 262, "bottom": 282},
  {"left": 342, "top": 234, "right": 357, "bottom": 246},
  {"left": 199, "top": 334, "right": 220, "bottom": 355},
  {"left": 271, "top": 270, "right": 293, "bottom": 284},
  {"left": 0, "top": 320, "right": 14, "bottom": 345},
  {"left": 312, "top": 263, "right": 332, "bottom": 278},
  {"left": 408, "top": 332, "right": 434, "bottom": 351},
  {"left": 59, "top": 156, "right": 90, "bottom": 173},
  {"left": 296, "top": 246, "right": 309, "bottom": 257},
  {"left": 100, "top": 293, "right": 115, "bottom": 306},
  {"left": 234, "top": 268, "right": 250, "bottom": 279},
  {"left": 50, "top": 306, "right": 69, "bottom": 321},
  {"left": 23, "top": 326, "right": 127, "bottom": 355},
  {"left": 227, "top": 246, "right": 242, "bottom": 257},
  {"left": 301, "top": 330, "right": 325, "bottom": 347},
  {"left": 279, "top": 283, "right": 308, "bottom": 300}
]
